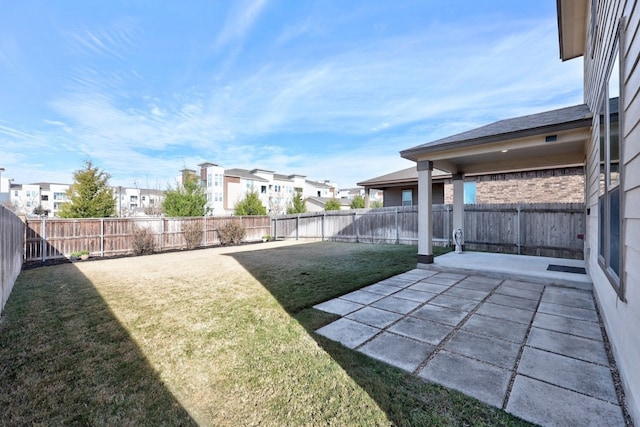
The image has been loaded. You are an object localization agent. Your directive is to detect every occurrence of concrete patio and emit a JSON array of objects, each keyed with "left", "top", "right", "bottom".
[{"left": 314, "top": 252, "right": 626, "bottom": 426}]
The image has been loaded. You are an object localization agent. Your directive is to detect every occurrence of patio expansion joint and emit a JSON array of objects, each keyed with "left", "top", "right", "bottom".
[
  {"left": 500, "top": 284, "right": 546, "bottom": 411},
  {"left": 412, "top": 276, "right": 507, "bottom": 376}
]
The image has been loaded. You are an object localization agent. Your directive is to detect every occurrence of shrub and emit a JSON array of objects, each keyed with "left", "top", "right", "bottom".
[
  {"left": 183, "top": 221, "right": 204, "bottom": 250},
  {"left": 132, "top": 227, "right": 155, "bottom": 255},
  {"left": 324, "top": 199, "right": 341, "bottom": 211},
  {"left": 218, "top": 220, "right": 246, "bottom": 245}
]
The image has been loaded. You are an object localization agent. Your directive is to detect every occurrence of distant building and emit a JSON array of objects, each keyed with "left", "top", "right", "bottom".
[{"left": 197, "top": 162, "right": 338, "bottom": 215}]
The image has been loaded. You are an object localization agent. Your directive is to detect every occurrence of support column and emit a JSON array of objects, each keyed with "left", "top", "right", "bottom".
[
  {"left": 364, "top": 187, "right": 370, "bottom": 209},
  {"left": 417, "top": 160, "right": 433, "bottom": 265},
  {"left": 452, "top": 173, "right": 465, "bottom": 250}
]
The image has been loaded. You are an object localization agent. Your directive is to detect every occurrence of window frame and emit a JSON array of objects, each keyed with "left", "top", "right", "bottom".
[
  {"left": 597, "top": 22, "right": 625, "bottom": 300},
  {"left": 401, "top": 189, "right": 413, "bottom": 207}
]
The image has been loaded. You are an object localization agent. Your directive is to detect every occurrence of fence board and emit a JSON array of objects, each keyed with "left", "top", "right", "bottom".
[
  {"left": 272, "top": 203, "right": 585, "bottom": 259},
  {"left": 1, "top": 206, "right": 24, "bottom": 313},
  {"left": 24, "top": 216, "right": 271, "bottom": 262}
]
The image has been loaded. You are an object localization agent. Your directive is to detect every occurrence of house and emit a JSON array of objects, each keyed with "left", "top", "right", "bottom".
[
  {"left": 358, "top": 163, "right": 585, "bottom": 208},
  {"left": 197, "top": 162, "right": 338, "bottom": 215},
  {"left": 305, "top": 197, "right": 351, "bottom": 212},
  {"left": 399, "top": 0, "right": 639, "bottom": 422}
]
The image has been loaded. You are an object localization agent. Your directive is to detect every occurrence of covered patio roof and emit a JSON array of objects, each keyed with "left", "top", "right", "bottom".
[{"left": 400, "top": 104, "right": 592, "bottom": 175}]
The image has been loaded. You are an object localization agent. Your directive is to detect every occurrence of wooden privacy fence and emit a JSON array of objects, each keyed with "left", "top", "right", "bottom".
[
  {"left": 272, "top": 203, "right": 585, "bottom": 259},
  {"left": 24, "top": 216, "right": 271, "bottom": 263},
  {"left": 1, "top": 205, "right": 25, "bottom": 313}
]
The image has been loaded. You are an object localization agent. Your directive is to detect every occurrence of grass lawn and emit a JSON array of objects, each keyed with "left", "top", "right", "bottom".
[{"left": 0, "top": 241, "right": 530, "bottom": 426}]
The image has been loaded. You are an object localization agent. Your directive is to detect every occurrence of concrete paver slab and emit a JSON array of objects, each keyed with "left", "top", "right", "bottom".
[
  {"left": 376, "top": 278, "right": 415, "bottom": 288},
  {"left": 537, "top": 300, "right": 598, "bottom": 322},
  {"left": 495, "top": 285, "right": 542, "bottom": 301},
  {"left": 389, "top": 316, "right": 453, "bottom": 345},
  {"left": 462, "top": 314, "right": 529, "bottom": 344},
  {"left": 518, "top": 346, "right": 618, "bottom": 403},
  {"left": 475, "top": 302, "right": 535, "bottom": 325},
  {"left": 421, "top": 275, "right": 461, "bottom": 286},
  {"left": 409, "top": 281, "right": 450, "bottom": 294},
  {"left": 429, "top": 294, "right": 479, "bottom": 312},
  {"left": 404, "top": 268, "right": 438, "bottom": 278},
  {"left": 432, "top": 272, "right": 467, "bottom": 280},
  {"left": 532, "top": 311, "right": 603, "bottom": 341},
  {"left": 371, "top": 296, "right": 422, "bottom": 314},
  {"left": 459, "top": 275, "right": 503, "bottom": 285},
  {"left": 487, "top": 293, "right": 539, "bottom": 311},
  {"left": 443, "top": 286, "right": 489, "bottom": 301},
  {"left": 340, "top": 290, "right": 385, "bottom": 305},
  {"left": 501, "top": 279, "right": 546, "bottom": 291},
  {"left": 419, "top": 350, "right": 511, "bottom": 408},
  {"left": 360, "top": 283, "right": 404, "bottom": 296},
  {"left": 446, "top": 330, "right": 521, "bottom": 370},
  {"left": 393, "top": 288, "right": 437, "bottom": 303},
  {"left": 527, "top": 327, "right": 609, "bottom": 365},
  {"left": 315, "top": 318, "right": 379, "bottom": 349},
  {"left": 541, "top": 287, "right": 596, "bottom": 311},
  {"left": 507, "top": 375, "right": 624, "bottom": 427},
  {"left": 346, "top": 306, "right": 403, "bottom": 329},
  {"left": 456, "top": 277, "right": 501, "bottom": 291},
  {"left": 313, "top": 299, "right": 363, "bottom": 316},
  {"left": 359, "top": 332, "right": 435, "bottom": 372},
  {"left": 412, "top": 304, "right": 468, "bottom": 326}
]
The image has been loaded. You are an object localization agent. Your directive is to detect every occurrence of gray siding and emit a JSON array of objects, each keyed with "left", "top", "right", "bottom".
[{"left": 585, "top": 0, "right": 640, "bottom": 423}]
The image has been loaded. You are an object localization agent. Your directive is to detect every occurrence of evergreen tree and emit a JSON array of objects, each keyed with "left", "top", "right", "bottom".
[
  {"left": 59, "top": 161, "right": 116, "bottom": 218},
  {"left": 324, "top": 198, "right": 341, "bottom": 211},
  {"left": 162, "top": 174, "right": 208, "bottom": 217},
  {"left": 286, "top": 191, "right": 307, "bottom": 214},
  {"left": 350, "top": 195, "right": 366, "bottom": 209},
  {"left": 235, "top": 191, "right": 267, "bottom": 215}
]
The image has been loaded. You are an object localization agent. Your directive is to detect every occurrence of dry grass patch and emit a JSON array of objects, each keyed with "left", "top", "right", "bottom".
[{"left": 1, "top": 241, "right": 530, "bottom": 426}]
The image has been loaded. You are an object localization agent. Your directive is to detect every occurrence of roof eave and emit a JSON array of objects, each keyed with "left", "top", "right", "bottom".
[
  {"left": 557, "top": 0, "right": 588, "bottom": 61},
  {"left": 400, "top": 117, "right": 592, "bottom": 162}
]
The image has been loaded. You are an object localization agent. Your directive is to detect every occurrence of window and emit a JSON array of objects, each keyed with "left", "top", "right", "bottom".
[
  {"left": 402, "top": 189, "right": 413, "bottom": 206},
  {"left": 214, "top": 192, "right": 223, "bottom": 202},
  {"left": 463, "top": 182, "right": 476, "bottom": 204},
  {"left": 141, "top": 196, "right": 146, "bottom": 201},
  {"left": 207, "top": 173, "right": 212, "bottom": 187},
  {"left": 214, "top": 174, "right": 223, "bottom": 187},
  {"left": 41, "top": 195, "right": 49, "bottom": 201},
  {"left": 130, "top": 195, "right": 138, "bottom": 202},
  {"left": 274, "top": 185, "right": 281, "bottom": 192},
  {"left": 261, "top": 185, "right": 267, "bottom": 194},
  {"left": 598, "top": 40, "right": 623, "bottom": 297},
  {"left": 53, "top": 192, "right": 66, "bottom": 200}
]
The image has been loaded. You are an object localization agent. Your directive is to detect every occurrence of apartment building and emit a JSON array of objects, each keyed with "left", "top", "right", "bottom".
[
  {"left": 7, "top": 181, "right": 163, "bottom": 217},
  {"left": 197, "top": 162, "right": 337, "bottom": 215}
]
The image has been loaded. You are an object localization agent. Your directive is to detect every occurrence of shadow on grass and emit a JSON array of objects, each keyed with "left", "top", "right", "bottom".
[
  {"left": 0, "top": 262, "right": 196, "bottom": 425},
  {"left": 228, "top": 242, "right": 531, "bottom": 426}
]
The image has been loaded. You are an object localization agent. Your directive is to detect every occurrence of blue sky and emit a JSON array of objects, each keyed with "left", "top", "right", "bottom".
[{"left": 0, "top": 0, "right": 583, "bottom": 189}]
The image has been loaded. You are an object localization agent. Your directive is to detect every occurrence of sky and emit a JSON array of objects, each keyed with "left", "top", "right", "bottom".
[{"left": 0, "top": 0, "right": 584, "bottom": 190}]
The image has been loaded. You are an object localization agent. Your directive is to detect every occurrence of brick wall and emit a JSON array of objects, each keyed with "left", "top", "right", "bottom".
[{"left": 444, "top": 166, "right": 584, "bottom": 204}]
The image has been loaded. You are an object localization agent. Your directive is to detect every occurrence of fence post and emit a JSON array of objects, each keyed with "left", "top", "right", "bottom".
[
  {"left": 516, "top": 206, "right": 521, "bottom": 255},
  {"left": 354, "top": 211, "right": 358, "bottom": 243},
  {"left": 395, "top": 207, "right": 399, "bottom": 244},
  {"left": 160, "top": 218, "right": 164, "bottom": 252},
  {"left": 273, "top": 216, "right": 278, "bottom": 241},
  {"left": 100, "top": 218, "right": 105, "bottom": 257},
  {"left": 41, "top": 217, "right": 46, "bottom": 263},
  {"left": 322, "top": 212, "right": 325, "bottom": 241},
  {"left": 296, "top": 215, "right": 299, "bottom": 241},
  {"left": 446, "top": 205, "right": 451, "bottom": 246},
  {"left": 203, "top": 216, "right": 207, "bottom": 246}
]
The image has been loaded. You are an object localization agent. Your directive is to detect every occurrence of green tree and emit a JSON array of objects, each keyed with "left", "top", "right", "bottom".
[
  {"left": 59, "top": 161, "right": 116, "bottom": 218},
  {"left": 235, "top": 191, "right": 267, "bottom": 216},
  {"left": 350, "top": 195, "right": 366, "bottom": 209},
  {"left": 287, "top": 191, "right": 307, "bottom": 214},
  {"left": 324, "top": 198, "right": 341, "bottom": 211},
  {"left": 371, "top": 200, "right": 384, "bottom": 208},
  {"left": 162, "top": 174, "right": 208, "bottom": 217}
]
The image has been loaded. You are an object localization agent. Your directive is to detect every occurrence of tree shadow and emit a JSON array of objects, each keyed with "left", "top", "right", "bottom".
[
  {"left": 0, "top": 262, "right": 196, "bottom": 425},
  {"left": 228, "top": 242, "right": 530, "bottom": 426}
]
